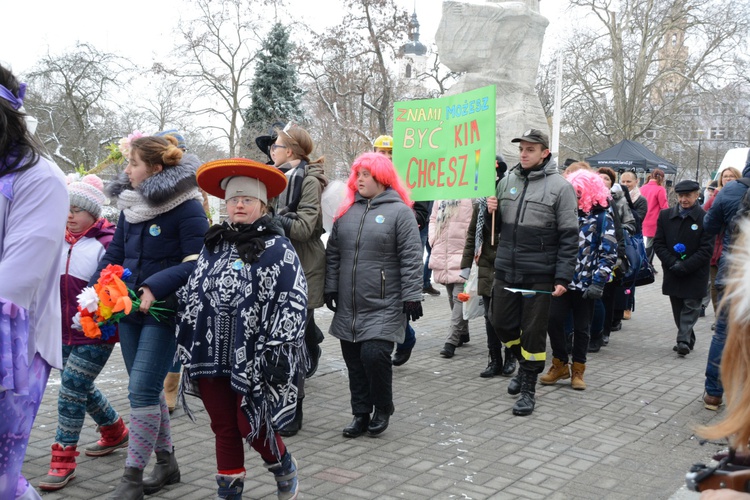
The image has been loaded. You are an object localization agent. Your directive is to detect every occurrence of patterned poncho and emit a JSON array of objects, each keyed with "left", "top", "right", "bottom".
[{"left": 176, "top": 221, "right": 307, "bottom": 446}]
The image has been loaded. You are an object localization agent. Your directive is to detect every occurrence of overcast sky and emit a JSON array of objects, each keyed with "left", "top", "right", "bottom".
[{"left": 2, "top": 0, "right": 566, "bottom": 74}]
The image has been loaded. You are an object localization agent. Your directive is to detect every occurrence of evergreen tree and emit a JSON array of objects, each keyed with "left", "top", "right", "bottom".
[{"left": 244, "top": 22, "right": 303, "bottom": 133}]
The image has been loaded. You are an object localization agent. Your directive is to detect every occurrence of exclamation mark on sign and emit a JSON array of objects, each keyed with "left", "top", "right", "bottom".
[{"left": 474, "top": 149, "right": 480, "bottom": 190}]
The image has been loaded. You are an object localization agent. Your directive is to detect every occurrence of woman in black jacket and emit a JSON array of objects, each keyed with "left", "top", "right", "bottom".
[{"left": 94, "top": 135, "right": 209, "bottom": 499}]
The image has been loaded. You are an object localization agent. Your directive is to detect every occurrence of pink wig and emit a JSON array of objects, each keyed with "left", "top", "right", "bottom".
[
  {"left": 566, "top": 169, "right": 610, "bottom": 213},
  {"left": 335, "top": 152, "right": 413, "bottom": 219}
]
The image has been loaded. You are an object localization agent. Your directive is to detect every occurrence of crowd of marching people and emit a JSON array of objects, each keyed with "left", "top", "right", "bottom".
[{"left": 3, "top": 62, "right": 750, "bottom": 499}]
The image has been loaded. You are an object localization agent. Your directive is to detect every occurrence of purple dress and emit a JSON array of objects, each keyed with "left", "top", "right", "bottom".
[{"left": 0, "top": 157, "right": 68, "bottom": 499}]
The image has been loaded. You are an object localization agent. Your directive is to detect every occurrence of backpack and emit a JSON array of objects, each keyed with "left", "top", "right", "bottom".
[
  {"left": 604, "top": 196, "right": 653, "bottom": 287},
  {"left": 727, "top": 178, "right": 750, "bottom": 241},
  {"left": 613, "top": 187, "right": 654, "bottom": 286},
  {"left": 621, "top": 229, "right": 655, "bottom": 287}
]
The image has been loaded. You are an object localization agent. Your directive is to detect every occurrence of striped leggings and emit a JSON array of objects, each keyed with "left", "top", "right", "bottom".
[{"left": 56, "top": 344, "right": 120, "bottom": 445}]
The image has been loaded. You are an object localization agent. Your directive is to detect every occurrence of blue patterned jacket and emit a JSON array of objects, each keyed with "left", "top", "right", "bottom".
[{"left": 569, "top": 207, "right": 618, "bottom": 291}]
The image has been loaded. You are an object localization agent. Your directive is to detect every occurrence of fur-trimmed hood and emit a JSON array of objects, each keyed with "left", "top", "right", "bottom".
[{"left": 106, "top": 153, "right": 201, "bottom": 205}]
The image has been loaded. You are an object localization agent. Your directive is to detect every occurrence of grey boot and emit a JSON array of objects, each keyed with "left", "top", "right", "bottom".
[
  {"left": 108, "top": 467, "right": 144, "bottom": 500},
  {"left": 216, "top": 472, "right": 244, "bottom": 499},
  {"left": 142, "top": 447, "right": 180, "bottom": 494},
  {"left": 512, "top": 368, "right": 537, "bottom": 416},
  {"left": 266, "top": 451, "right": 299, "bottom": 500}
]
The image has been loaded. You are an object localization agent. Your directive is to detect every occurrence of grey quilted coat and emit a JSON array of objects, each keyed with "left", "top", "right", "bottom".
[{"left": 325, "top": 189, "right": 423, "bottom": 343}]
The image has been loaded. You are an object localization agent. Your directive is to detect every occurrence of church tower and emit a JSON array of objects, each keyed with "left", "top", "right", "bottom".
[
  {"left": 652, "top": 19, "right": 689, "bottom": 104},
  {"left": 398, "top": 10, "right": 429, "bottom": 81}
]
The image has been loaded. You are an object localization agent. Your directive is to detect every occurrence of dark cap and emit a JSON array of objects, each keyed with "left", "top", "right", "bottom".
[
  {"left": 707, "top": 180, "right": 719, "bottom": 190},
  {"left": 674, "top": 180, "right": 701, "bottom": 193},
  {"left": 511, "top": 129, "right": 549, "bottom": 149},
  {"left": 255, "top": 134, "right": 277, "bottom": 161},
  {"left": 495, "top": 154, "right": 508, "bottom": 178}
]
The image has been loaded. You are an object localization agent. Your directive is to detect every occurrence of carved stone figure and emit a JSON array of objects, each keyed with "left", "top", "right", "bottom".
[{"left": 436, "top": 0, "right": 550, "bottom": 164}]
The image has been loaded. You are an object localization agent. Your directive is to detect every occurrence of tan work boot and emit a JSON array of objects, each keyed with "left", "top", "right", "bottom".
[
  {"left": 571, "top": 362, "right": 587, "bottom": 390},
  {"left": 539, "top": 358, "right": 570, "bottom": 385},
  {"left": 164, "top": 372, "right": 181, "bottom": 413}
]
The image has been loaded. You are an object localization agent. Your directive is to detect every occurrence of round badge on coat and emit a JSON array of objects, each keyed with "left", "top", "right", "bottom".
[
  {"left": 691, "top": 224, "right": 698, "bottom": 230},
  {"left": 149, "top": 224, "right": 161, "bottom": 236},
  {"left": 375, "top": 215, "right": 385, "bottom": 224},
  {"left": 232, "top": 259, "right": 244, "bottom": 270},
  {"left": 510, "top": 187, "right": 518, "bottom": 195}
]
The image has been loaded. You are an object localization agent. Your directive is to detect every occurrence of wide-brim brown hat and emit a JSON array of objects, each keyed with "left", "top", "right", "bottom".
[{"left": 196, "top": 158, "right": 287, "bottom": 199}]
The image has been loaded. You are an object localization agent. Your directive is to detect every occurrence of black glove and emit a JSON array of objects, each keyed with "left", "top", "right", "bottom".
[
  {"left": 403, "top": 301, "right": 424, "bottom": 321},
  {"left": 670, "top": 261, "right": 687, "bottom": 276},
  {"left": 582, "top": 282, "right": 604, "bottom": 300},
  {"left": 324, "top": 292, "right": 338, "bottom": 312},
  {"left": 263, "top": 350, "right": 291, "bottom": 385}
]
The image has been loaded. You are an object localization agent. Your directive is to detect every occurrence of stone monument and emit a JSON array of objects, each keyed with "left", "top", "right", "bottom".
[{"left": 436, "top": 0, "right": 550, "bottom": 165}]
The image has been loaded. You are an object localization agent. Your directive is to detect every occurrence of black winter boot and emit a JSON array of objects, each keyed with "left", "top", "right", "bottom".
[
  {"left": 108, "top": 467, "right": 144, "bottom": 500},
  {"left": 501, "top": 347, "right": 517, "bottom": 376},
  {"left": 343, "top": 414, "right": 370, "bottom": 438},
  {"left": 480, "top": 346, "right": 503, "bottom": 378},
  {"left": 507, "top": 371, "right": 521, "bottom": 395},
  {"left": 392, "top": 348, "right": 412, "bottom": 366},
  {"left": 588, "top": 332, "right": 603, "bottom": 353},
  {"left": 440, "top": 343, "right": 456, "bottom": 358},
  {"left": 306, "top": 343, "right": 321, "bottom": 378},
  {"left": 278, "top": 398, "right": 303, "bottom": 437},
  {"left": 367, "top": 403, "right": 395, "bottom": 436},
  {"left": 142, "top": 447, "right": 180, "bottom": 494},
  {"left": 512, "top": 369, "right": 537, "bottom": 416}
]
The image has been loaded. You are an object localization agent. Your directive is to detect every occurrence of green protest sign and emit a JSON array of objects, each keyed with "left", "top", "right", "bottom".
[{"left": 392, "top": 85, "right": 496, "bottom": 201}]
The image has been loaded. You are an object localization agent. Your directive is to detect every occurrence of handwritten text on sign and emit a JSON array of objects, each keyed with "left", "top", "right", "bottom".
[{"left": 392, "top": 86, "right": 496, "bottom": 201}]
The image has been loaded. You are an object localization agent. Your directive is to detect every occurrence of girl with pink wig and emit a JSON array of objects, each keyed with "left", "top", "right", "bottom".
[
  {"left": 325, "top": 152, "right": 423, "bottom": 438},
  {"left": 335, "top": 152, "right": 413, "bottom": 218},
  {"left": 541, "top": 169, "right": 617, "bottom": 390}
]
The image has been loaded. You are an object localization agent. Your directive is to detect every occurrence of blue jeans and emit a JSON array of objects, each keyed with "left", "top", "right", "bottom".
[
  {"left": 705, "top": 289, "right": 727, "bottom": 397},
  {"left": 119, "top": 321, "right": 176, "bottom": 408}
]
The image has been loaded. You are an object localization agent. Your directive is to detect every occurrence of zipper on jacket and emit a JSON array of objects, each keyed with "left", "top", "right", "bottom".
[
  {"left": 380, "top": 269, "right": 385, "bottom": 299},
  {"left": 511, "top": 177, "right": 530, "bottom": 273},
  {"left": 351, "top": 199, "right": 372, "bottom": 340}
]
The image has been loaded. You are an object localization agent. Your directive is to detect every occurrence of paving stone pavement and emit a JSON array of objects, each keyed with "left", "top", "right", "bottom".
[{"left": 24, "top": 263, "right": 724, "bottom": 499}]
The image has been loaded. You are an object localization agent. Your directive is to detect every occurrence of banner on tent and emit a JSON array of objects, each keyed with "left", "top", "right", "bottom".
[{"left": 392, "top": 85, "right": 497, "bottom": 201}]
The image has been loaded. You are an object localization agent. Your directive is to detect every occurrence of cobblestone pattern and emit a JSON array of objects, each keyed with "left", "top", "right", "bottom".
[{"left": 25, "top": 263, "right": 721, "bottom": 499}]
